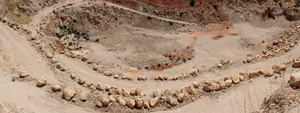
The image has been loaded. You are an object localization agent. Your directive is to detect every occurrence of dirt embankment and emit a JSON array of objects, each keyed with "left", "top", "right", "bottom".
[{"left": 105, "top": 0, "right": 228, "bottom": 24}]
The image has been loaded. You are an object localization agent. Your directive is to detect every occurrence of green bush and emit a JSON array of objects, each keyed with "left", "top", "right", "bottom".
[{"left": 190, "top": 0, "right": 195, "bottom": 6}]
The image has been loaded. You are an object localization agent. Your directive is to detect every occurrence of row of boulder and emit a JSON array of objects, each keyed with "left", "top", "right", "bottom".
[{"left": 203, "top": 63, "right": 288, "bottom": 92}]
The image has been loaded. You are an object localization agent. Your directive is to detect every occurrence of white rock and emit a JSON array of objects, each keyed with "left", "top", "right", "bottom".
[
  {"left": 290, "top": 72, "right": 300, "bottom": 88},
  {"left": 63, "top": 88, "right": 76, "bottom": 101},
  {"left": 36, "top": 77, "right": 47, "bottom": 87},
  {"left": 51, "top": 85, "right": 61, "bottom": 92}
]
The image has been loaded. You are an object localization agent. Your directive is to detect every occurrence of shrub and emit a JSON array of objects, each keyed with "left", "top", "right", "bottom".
[{"left": 190, "top": 0, "right": 195, "bottom": 6}]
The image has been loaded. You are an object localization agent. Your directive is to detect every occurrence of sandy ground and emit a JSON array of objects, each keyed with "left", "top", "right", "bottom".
[{"left": 1, "top": 0, "right": 300, "bottom": 113}]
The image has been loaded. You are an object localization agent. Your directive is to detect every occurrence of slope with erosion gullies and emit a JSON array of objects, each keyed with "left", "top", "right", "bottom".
[
  {"left": 42, "top": 3, "right": 189, "bottom": 38},
  {"left": 105, "top": 0, "right": 228, "bottom": 24}
]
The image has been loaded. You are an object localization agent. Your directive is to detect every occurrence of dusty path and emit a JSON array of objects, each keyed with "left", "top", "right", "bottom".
[{"left": 0, "top": 23, "right": 97, "bottom": 113}]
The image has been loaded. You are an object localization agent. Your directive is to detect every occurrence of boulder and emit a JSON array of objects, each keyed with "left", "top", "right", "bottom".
[
  {"left": 51, "top": 85, "right": 61, "bottom": 92},
  {"left": 70, "top": 73, "right": 76, "bottom": 79},
  {"left": 117, "top": 97, "right": 126, "bottom": 106},
  {"left": 103, "top": 71, "right": 113, "bottom": 76},
  {"left": 224, "top": 80, "right": 232, "bottom": 88},
  {"left": 36, "top": 77, "right": 47, "bottom": 87},
  {"left": 249, "top": 72, "right": 259, "bottom": 78},
  {"left": 92, "top": 65, "right": 98, "bottom": 70},
  {"left": 272, "top": 64, "right": 286, "bottom": 73},
  {"left": 101, "top": 97, "right": 110, "bottom": 106},
  {"left": 150, "top": 97, "right": 160, "bottom": 108},
  {"left": 247, "top": 57, "right": 253, "bottom": 63},
  {"left": 63, "top": 88, "right": 76, "bottom": 101},
  {"left": 216, "top": 81, "right": 226, "bottom": 90},
  {"left": 177, "top": 93, "right": 185, "bottom": 102},
  {"left": 77, "top": 78, "right": 85, "bottom": 85},
  {"left": 79, "top": 91, "right": 88, "bottom": 101},
  {"left": 188, "top": 86, "right": 198, "bottom": 95},
  {"left": 127, "top": 99, "right": 136, "bottom": 108},
  {"left": 192, "top": 81, "right": 200, "bottom": 88},
  {"left": 114, "top": 74, "right": 120, "bottom": 79},
  {"left": 19, "top": 71, "right": 29, "bottom": 78},
  {"left": 232, "top": 74, "right": 240, "bottom": 84},
  {"left": 292, "top": 62, "right": 300, "bottom": 68},
  {"left": 87, "top": 60, "right": 93, "bottom": 64},
  {"left": 265, "top": 69, "right": 274, "bottom": 77},
  {"left": 144, "top": 101, "right": 151, "bottom": 109},
  {"left": 167, "top": 97, "right": 178, "bottom": 106},
  {"left": 135, "top": 98, "right": 144, "bottom": 109},
  {"left": 96, "top": 83, "right": 102, "bottom": 90},
  {"left": 81, "top": 56, "right": 88, "bottom": 61},
  {"left": 203, "top": 82, "right": 219, "bottom": 92},
  {"left": 217, "top": 64, "right": 223, "bottom": 68},
  {"left": 290, "top": 73, "right": 300, "bottom": 88}
]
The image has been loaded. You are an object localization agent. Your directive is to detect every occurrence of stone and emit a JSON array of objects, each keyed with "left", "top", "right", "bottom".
[
  {"left": 216, "top": 81, "right": 226, "bottom": 90},
  {"left": 87, "top": 60, "right": 93, "bottom": 64},
  {"left": 105, "top": 85, "right": 111, "bottom": 91},
  {"left": 114, "top": 74, "right": 120, "bottom": 79},
  {"left": 177, "top": 93, "right": 185, "bottom": 102},
  {"left": 150, "top": 97, "right": 159, "bottom": 108},
  {"left": 272, "top": 64, "right": 286, "bottom": 73},
  {"left": 127, "top": 98, "right": 136, "bottom": 108},
  {"left": 81, "top": 56, "right": 88, "bottom": 61},
  {"left": 239, "top": 75, "right": 244, "bottom": 81},
  {"left": 79, "top": 91, "right": 88, "bottom": 101},
  {"left": 217, "top": 64, "right": 223, "bottom": 68},
  {"left": 93, "top": 65, "right": 98, "bottom": 70},
  {"left": 144, "top": 101, "right": 151, "bottom": 109},
  {"left": 117, "top": 97, "right": 126, "bottom": 106},
  {"left": 167, "top": 97, "right": 178, "bottom": 106},
  {"left": 46, "top": 53, "right": 53, "bottom": 58},
  {"left": 96, "top": 83, "right": 102, "bottom": 90},
  {"left": 188, "top": 86, "right": 198, "bottom": 95},
  {"left": 293, "top": 62, "right": 300, "bottom": 68},
  {"left": 103, "top": 71, "right": 113, "bottom": 76},
  {"left": 36, "top": 77, "right": 47, "bottom": 87},
  {"left": 249, "top": 72, "right": 259, "bottom": 78},
  {"left": 135, "top": 98, "right": 144, "bottom": 109},
  {"left": 232, "top": 74, "right": 240, "bottom": 84},
  {"left": 71, "top": 54, "right": 77, "bottom": 58},
  {"left": 192, "top": 81, "right": 200, "bottom": 88},
  {"left": 70, "top": 73, "right": 76, "bottom": 79},
  {"left": 97, "top": 67, "right": 104, "bottom": 73},
  {"left": 63, "top": 88, "right": 76, "bottom": 101},
  {"left": 59, "top": 50, "right": 65, "bottom": 54},
  {"left": 290, "top": 73, "right": 300, "bottom": 88},
  {"left": 203, "top": 81, "right": 219, "bottom": 92},
  {"left": 101, "top": 97, "right": 110, "bottom": 106},
  {"left": 51, "top": 85, "right": 61, "bottom": 92},
  {"left": 109, "top": 95, "right": 116, "bottom": 102},
  {"left": 19, "top": 71, "right": 29, "bottom": 78},
  {"left": 87, "top": 82, "right": 93, "bottom": 87},
  {"left": 265, "top": 69, "right": 274, "bottom": 77},
  {"left": 225, "top": 80, "right": 232, "bottom": 88},
  {"left": 130, "top": 88, "right": 137, "bottom": 96},
  {"left": 51, "top": 58, "right": 58, "bottom": 64},
  {"left": 247, "top": 57, "right": 253, "bottom": 63},
  {"left": 78, "top": 78, "right": 85, "bottom": 85},
  {"left": 96, "top": 102, "right": 102, "bottom": 108}
]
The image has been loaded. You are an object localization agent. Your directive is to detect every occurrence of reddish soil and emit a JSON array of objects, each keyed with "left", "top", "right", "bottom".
[{"left": 190, "top": 23, "right": 238, "bottom": 40}]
